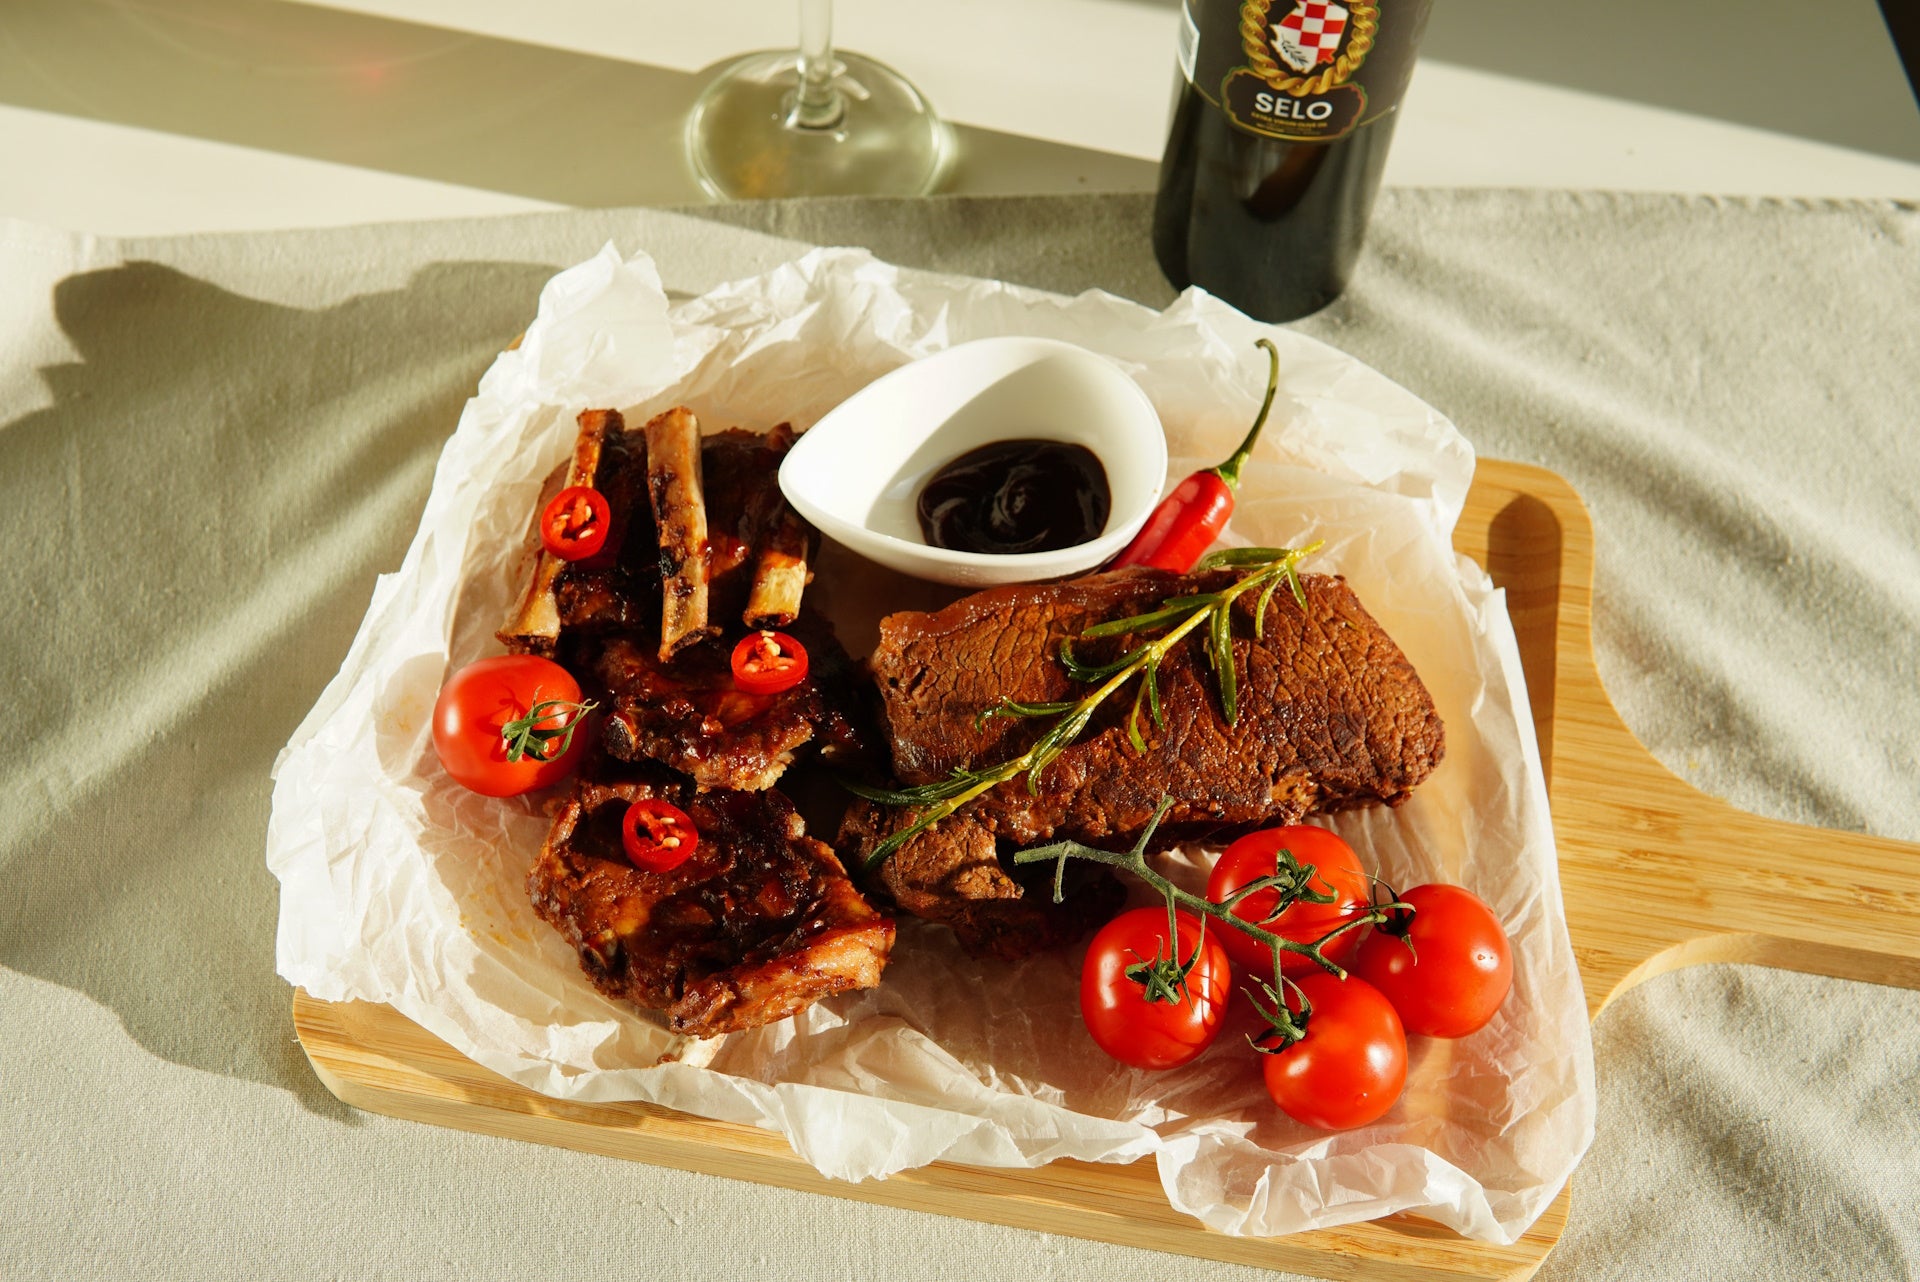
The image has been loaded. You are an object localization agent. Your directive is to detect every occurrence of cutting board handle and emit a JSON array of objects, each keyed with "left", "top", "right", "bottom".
[{"left": 1466, "top": 460, "right": 1920, "bottom": 1019}]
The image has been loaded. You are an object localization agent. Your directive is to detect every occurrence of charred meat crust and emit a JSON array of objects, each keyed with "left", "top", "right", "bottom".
[
  {"left": 592, "top": 611, "right": 875, "bottom": 793},
  {"left": 699, "top": 424, "right": 816, "bottom": 630},
  {"left": 846, "top": 566, "right": 1445, "bottom": 955},
  {"left": 837, "top": 801, "right": 1124, "bottom": 961},
  {"left": 503, "top": 410, "right": 819, "bottom": 658},
  {"left": 529, "top": 775, "right": 894, "bottom": 1037},
  {"left": 498, "top": 408, "right": 664, "bottom": 654},
  {"left": 550, "top": 415, "right": 663, "bottom": 636}
]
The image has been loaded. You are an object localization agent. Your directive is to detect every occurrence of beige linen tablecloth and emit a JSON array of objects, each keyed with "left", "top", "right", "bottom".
[{"left": 2, "top": 191, "right": 1916, "bottom": 1280}]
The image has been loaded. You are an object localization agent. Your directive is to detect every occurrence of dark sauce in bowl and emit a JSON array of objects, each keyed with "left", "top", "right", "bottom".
[{"left": 915, "top": 439, "right": 1111, "bottom": 556}]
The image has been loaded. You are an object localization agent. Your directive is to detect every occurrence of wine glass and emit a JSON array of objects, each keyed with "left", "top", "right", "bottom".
[{"left": 684, "top": 0, "right": 952, "bottom": 199}]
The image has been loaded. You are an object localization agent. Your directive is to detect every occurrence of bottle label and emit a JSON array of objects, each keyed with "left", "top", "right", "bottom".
[{"left": 1183, "top": 0, "right": 1429, "bottom": 142}]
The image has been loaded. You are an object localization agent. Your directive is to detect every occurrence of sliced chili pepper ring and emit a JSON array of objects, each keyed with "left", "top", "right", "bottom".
[
  {"left": 540, "top": 485, "right": 613, "bottom": 562},
  {"left": 730, "top": 630, "right": 809, "bottom": 696},
  {"left": 620, "top": 799, "right": 698, "bottom": 873}
]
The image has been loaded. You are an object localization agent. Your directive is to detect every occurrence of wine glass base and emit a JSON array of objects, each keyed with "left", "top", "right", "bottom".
[{"left": 685, "top": 49, "right": 953, "bottom": 200}]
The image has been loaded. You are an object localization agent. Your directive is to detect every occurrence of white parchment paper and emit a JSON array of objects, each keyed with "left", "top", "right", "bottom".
[{"left": 267, "top": 244, "right": 1594, "bottom": 1243}]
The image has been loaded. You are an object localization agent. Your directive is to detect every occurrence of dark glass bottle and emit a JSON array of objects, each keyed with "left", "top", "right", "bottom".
[{"left": 1152, "top": 0, "right": 1431, "bottom": 322}]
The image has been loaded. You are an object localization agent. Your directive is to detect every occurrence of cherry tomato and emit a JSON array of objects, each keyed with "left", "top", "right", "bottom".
[
  {"left": 621, "top": 799, "right": 699, "bottom": 873},
  {"left": 730, "top": 630, "right": 809, "bottom": 696},
  {"left": 1352, "top": 884, "right": 1513, "bottom": 1038},
  {"left": 1080, "top": 906, "right": 1232, "bottom": 1070},
  {"left": 431, "top": 655, "right": 592, "bottom": 797},
  {"left": 1205, "top": 825, "right": 1371, "bottom": 974},
  {"left": 540, "top": 485, "right": 612, "bottom": 561},
  {"left": 1261, "top": 972, "right": 1407, "bottom": 1130}
]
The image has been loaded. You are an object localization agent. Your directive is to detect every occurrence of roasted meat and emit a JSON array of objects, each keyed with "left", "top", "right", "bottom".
[
  {"left": 841, "top": 567, "right": 1445, "bottom": 956},
  {"left": 530, "top": 775, "right": 894, "bottom": 1036},
  {"left": 699, "top": 424, "right": 815, "bottom": 630},
  {"left": 498, "top": 409, "right": 663, "bottom": 654},
  {"left": 838, "top": 802, "right": 1125, "bottom": 960},
  {"left": 594, "top": 612, "right": 873, "bottom": 792},
  {"left": 500, "top": 409, "right": 818, "bottom": 658}
]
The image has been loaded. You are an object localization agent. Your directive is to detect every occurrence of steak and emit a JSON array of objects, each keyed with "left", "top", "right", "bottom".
[
  {"left": 841, "top": 566, "right": 1444, "bottom": 955},
  {"left": 529, "top": 774, "right": 894, "bottom": 1036}
]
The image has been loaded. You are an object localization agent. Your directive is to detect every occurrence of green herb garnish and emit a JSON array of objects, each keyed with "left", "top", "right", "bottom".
[{"left": 849, "top": 543, "right": 1321, "bottom": 872}]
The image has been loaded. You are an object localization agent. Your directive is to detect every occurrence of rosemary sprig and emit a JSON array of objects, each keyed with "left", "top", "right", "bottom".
[{"left": 852, "top": 544, "right": 1321, "bottom": 873}]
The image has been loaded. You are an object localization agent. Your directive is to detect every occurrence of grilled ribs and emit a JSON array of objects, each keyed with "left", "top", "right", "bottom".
[
  {"left": 841, "top": 567, "right": 1445, "bottom": 956},
  {"left": 500, "top": 410, "right": 818, "bottom": 656},
  {"left": 498, "top": 408, "right": 663, "bottom": 653},
  {"left": 530, "top": 775, "right": 894, "bottom": 1037},
  {"left": 595, "top": 612, "right": 873, "bottom": 792},
  {"left": 699, "top": 424, "right": 814, "bottom": 630}
]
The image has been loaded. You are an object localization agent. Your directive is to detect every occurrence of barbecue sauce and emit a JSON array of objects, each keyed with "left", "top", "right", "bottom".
[{"left": 916, "top": 439, "right": 1111, "bottom": 556}]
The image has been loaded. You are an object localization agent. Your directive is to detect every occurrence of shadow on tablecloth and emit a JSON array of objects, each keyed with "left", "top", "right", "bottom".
[{"left": 0, "top": 257, "right": 557, "bottom": 1118}]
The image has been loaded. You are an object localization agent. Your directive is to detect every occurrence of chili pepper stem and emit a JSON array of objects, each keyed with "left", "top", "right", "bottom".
[{"left": 1211, "top": 337, "right": 1282, "bottom": 492}]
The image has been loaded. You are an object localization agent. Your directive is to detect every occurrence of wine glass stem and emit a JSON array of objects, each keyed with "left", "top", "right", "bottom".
[{"left": 789, "top": 0, "right": 845, "bottom": 130}]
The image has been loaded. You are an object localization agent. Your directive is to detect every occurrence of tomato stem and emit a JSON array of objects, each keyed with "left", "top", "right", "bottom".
[
  {"left": 1245, "top": 973, "right": 1312, "bottom": 1049},
  {"left": 1012, "top": 798, "right": 1411, "bottom": 1043},
  {"left": 501, "top": 698, "right": 597, "bottom": 763},
  {"left": 1120, "top": 896, "right": 1212, "bottom": 1005}
]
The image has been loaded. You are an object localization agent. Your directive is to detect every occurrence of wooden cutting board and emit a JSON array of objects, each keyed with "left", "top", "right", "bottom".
[{"left": 292, "top": 457, "right": 1920, "bottom": 1280}]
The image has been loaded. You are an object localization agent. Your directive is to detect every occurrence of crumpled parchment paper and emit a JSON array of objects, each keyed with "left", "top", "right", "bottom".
[{"left": 267, "top": 243, "right": 1595, "bottom": 1243}]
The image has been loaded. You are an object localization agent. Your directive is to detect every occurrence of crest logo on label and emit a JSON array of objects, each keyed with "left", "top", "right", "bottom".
[
  {"left": 1218, "top": 0, "right": 1380, "bottom": 140},
  {"left": 1272, "top": 0, "right": 1350, "bottom": 74}
]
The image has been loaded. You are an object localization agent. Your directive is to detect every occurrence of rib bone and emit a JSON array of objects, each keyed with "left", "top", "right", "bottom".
[
  {"left": 497, "top": 408, "right": 618, "bottom": 656},
  {"left": 644, "top": 406, "right": 717, "bottom": 661}
]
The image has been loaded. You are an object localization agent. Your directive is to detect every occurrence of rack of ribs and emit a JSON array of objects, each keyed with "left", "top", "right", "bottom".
[
  {"left": 840, "top": 566, "right": 1446, "bottom": 958},
  {"left": 500, "top": 407, "right": 856, "bottom": 794},
  {"left": 504, "top": 406, "right": 892, "bottom": 1035},
  {"left": 499, "top": 409, "right": 819, "bottom": 658},
  {"left": 530, "top": 774, "right": 894, "bottom": 1037}
]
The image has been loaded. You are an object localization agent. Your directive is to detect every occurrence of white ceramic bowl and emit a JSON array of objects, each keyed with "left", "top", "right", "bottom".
[{"left": 778, "top": 337, "right": 1167, "bottom": 587}]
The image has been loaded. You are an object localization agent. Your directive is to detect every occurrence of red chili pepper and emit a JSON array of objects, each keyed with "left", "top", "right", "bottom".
[
  {"left": 1111, "top": 338, "right": 1281, "bottom": 573},
  {"left": 621, "top": 798, "right": 698, "bottom": 873},
  {"left": 540, "top": 485, "right": 613, "bottom": 562},
  {"left": 730, "top": 630, "right": 809, "bottom": 696}
]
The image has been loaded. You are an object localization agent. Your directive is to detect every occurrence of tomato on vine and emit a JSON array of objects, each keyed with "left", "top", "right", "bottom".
[
  {"left": 1080, "top": 905, "right": 1232, "bottom": 1071},
  {"left": 1205, "top": 825, "right": 1372, "bottom": 974},
  {"left": 431, "top": 654, "right": 595, "bottom": 797},
  {"left": 1258, "top": 971, "right": 1407, "bottom": 1131},
  {"left": 1352, "top": 883, "right": 1513, "bottom": 1038}
]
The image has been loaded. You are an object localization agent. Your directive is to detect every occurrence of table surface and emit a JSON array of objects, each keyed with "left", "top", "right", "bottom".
[
  {"left": 6, "top": 6, "right": 1920, "bottom": 1282},
  {"left": 2, "top": 0, "right": 1919, "bottom": 233}
]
